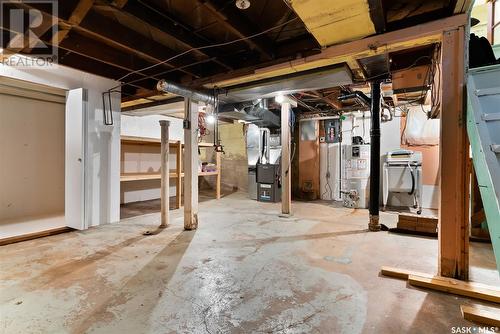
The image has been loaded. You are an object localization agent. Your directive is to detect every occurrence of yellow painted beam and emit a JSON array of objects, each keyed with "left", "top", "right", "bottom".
[
  {"left": 207, "top": 14, "right": 467, "bottom": 88},
  {"left": 290, "top": 0, "right": 375, "bottom": 46}
]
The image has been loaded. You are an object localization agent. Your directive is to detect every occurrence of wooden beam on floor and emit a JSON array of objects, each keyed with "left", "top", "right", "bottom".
[
  {"left": 461, "top": 304, "right": 500, "bottom": 327},
  {"left": 0, "top": 227, "right": 72, "bottom": 246},
  {"left": 380, "top": 266, "right": 500, "bottom": 304},
  {"left": 408, "top": 275, "right": 500, "bottom": 304},
  {"left": 438, "top": 26, "right": 470, "bottom": 280},
  {"left": 379, "top": 266, "right": 434, "bottom": 280},
  {"left": 184, "top": 99, "right": 199, "bottom": 230}
]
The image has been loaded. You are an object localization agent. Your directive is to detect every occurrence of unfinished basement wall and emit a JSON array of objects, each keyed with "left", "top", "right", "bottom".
[
  {"left": 0, "top": 62, "right": 121, "bottom": 227},
  {"left": 202, "top": 122, "right": 248, "bottom": 192}
]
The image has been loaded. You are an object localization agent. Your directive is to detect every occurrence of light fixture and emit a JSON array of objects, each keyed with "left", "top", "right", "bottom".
[
  {"left": 206, "top": 114, "right": 216, "bottom": 124},
  {"left": 275, "top": 93, "right": 285, "bottom": 104},
  {"left": 235, "top": 0, "right": 250, "bottom": 10}
]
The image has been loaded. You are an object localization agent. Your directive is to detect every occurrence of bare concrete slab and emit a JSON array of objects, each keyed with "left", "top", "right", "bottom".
[{"left": 1, "top": 192, "right": 498, "bottom": 333}]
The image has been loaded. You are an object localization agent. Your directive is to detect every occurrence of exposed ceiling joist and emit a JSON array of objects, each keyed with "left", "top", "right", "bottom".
[
  {"left": 199, "top": 14, "right": 467, "bottom": 89},
  {"left": 51, "top": 0, "right": 94, "bottom": 44},
  {"left": 76, "top": 10, "right": 201, "bottom": 78},
  {"left": 197, "top": 0, "right": 274, "bottom": 61},
  {"left": 368, "top": 0, "right": 386, "bottom": 34},
  {"left": 115, "top": 1, "right": 234, "bottom": 70}
]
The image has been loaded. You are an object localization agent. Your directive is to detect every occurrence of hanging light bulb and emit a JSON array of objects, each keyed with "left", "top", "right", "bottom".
[
  {"left": 206, "top": 114, "right": 216, "bottom": 124},
  {"left": 275, "top": 93, "right": 285, "bottom": 104},
  {"left": 235, "top": 0, "right": 250, "bottom": 10}
]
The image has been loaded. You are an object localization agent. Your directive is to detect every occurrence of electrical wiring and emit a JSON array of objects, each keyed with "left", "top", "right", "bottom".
[{"left": 111, "top": 16, "right": 300, "bottom": 89}]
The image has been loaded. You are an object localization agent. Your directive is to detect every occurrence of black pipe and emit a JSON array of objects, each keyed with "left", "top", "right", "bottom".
[
  {"left": 369, "top": 81, "right": 381, "bottom": 231},
  {"left": 337, "top": 91, "right": 371, "bottom": 107}
]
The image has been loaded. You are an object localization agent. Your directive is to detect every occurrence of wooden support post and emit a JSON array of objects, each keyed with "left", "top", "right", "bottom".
[
  {"left": 281, "top": 102, "right": 292, "bottom": 215},
  {"left": 159, "top": 120, "right": 170, "bottom": 228},
  {"left": 176, "top": 140, "right": 182, "bottom": 209},
  {"left": 184, "top": 98, "right": 199, "bottom": 230},
  {"left": 216, "top": 150, "right": 221, "bottom": 199},
  {"left": 438, "top": 27, "right": 470, "bottom": 280}
]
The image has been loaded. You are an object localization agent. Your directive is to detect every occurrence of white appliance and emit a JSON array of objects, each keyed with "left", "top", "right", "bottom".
[
  {"left": 383, "top": 149, "right": 423, "bottom": 214},
  {"left": 343, "top": 144, "right": 370, "bottom": 208},
  {"left": 319, "top": 143, "right": 342, "bottom": 201}
]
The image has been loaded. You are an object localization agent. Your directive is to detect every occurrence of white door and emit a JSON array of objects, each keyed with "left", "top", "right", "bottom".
[{"left": 65, "top": 88, "right": 88, "bottom": 230}]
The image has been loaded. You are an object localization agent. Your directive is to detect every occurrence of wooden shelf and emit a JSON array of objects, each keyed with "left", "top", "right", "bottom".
[
  {"left": 121, "top": 135, "right": 221, "bottom": 206},
  {"left": 121, "top": 170, "right": 219, "bottom": 182},
  {"left": 121, "top": 135, "right": 214, "bottom": 148}
]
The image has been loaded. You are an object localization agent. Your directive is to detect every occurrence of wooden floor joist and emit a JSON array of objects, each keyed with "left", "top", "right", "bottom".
[
  {"left": 461, "top": 304, "right": 500, "bottom": 327},
  {"left": 408, "top": 275, "right": 500, "bottom": 304}
]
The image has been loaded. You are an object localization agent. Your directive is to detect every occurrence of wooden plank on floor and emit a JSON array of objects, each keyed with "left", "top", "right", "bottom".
[
  {"left": 408, "top": 274, "right": 500, "bottom": 303},
  {"left": 461, "top": 304, "right": 500, "bottom": 327},
  {"left": 0, "top": 227, "right": 72, "bottom": 246},
  {"left": 380, "top": 266, "right": 434, "bottom": 280}
]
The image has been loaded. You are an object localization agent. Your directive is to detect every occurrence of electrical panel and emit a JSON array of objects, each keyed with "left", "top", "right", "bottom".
[{"left": 324, "top": 119, "right": 341, "bottom": 143}]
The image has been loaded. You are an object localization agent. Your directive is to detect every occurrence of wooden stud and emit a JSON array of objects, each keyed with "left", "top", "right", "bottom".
[
  {"left": 216, "top": 150, "right": 221, "bottom": 199},
  {"left": 461, "top": 304, "right": 500, "bottom": 327},
  {"left": 176, "top": 140, "right": 182, "bottom": 209},
  {"left": 438, "top": 27, "right": 470, "bottom": 280},
  {"left": 281, "top": 102, "right": 292, "bottom": 215},
  {"left": 159, "top": 120, "right": 170, "bottom": 228},
  {"left": 184, "top": 98, "right": 199, "bottom": 230}
]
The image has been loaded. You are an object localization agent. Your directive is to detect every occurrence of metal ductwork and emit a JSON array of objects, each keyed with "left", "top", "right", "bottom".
[
  {"left": 245, "top": 105, "right": 280, "bottom": 127},
  {"left": 157, "top": 79, "right": 215, "bottom": 105},
  {"left": 219, "top": 99, "right": 280, "bottom": 127}
]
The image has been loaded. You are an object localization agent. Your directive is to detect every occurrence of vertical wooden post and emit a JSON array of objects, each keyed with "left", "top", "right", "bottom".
[
  {"left": 176, "top": 140, "right": 182, "bottom": 209},
  {"left": 281, "top": 102, "right": 291, "bottom": 215},
  {"left": 184, "top": 98, "right": 199, "bottom": 230},
  {"left": 159, "top": 120, "right": 170, "bottom": 228},
  {"left": 438, "top": 27, "right": 470, "bottom": 280},
  {"left": 216, "top": 150, "right": 221, "bottom": 199}
]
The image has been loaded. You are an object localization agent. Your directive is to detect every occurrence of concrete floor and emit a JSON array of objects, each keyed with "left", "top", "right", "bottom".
[{"left": 1, "top": 192, "right": 499, "bottom": 334}]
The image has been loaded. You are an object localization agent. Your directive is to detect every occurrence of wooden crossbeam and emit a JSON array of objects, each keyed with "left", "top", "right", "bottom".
[
  {"left": 51, "top": 0, "right": 94, "bottom": 44},
  {"left": 195, "top": 14, "right": 467, "bottom": 88}
]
